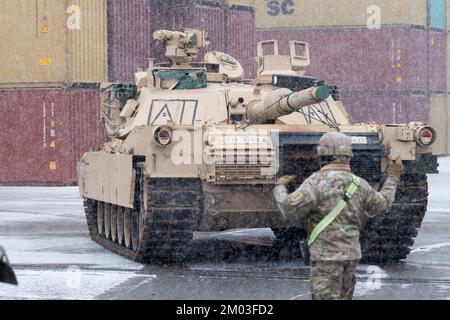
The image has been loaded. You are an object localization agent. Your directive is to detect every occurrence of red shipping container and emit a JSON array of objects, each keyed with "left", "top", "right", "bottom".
[
  {"left": 225, "top": 6, "right": 256, "bottom": 78},
  {"left": 428, "top": 31, "right": 447, "bottom": 93},
  {"left": 107, "top": 0, "right": 152, "bottom": 82},
  {"left": 257, "top": 27, "right": 443, "bottom": 93},
  {"left": 341, "top": 92, "right": 429, "bottom": 125},
  {"left": 0, "top": 88, "right": 106, "bottom": 186}
]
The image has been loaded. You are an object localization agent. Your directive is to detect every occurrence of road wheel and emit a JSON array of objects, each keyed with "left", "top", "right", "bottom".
[
  {"left": 117, "top": 207, "right": 125, "bottom": 246},
  {"left": 97, "top": 202, "right": 104, "bottom": 235},
  {"left": 124, "top": 208, "right": 132, "bottom": 248},
  {"left": 104, "top": 203, "right": 111, "bottom": 239},
  {"left": 111, "top": 205, "right": 118, "bottom": 243}
]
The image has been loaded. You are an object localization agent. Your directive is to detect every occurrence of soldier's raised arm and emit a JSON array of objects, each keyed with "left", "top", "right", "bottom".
[
  {"left": 273, "top": 175, "right": 318, "bottom": 218},
  {"left": 362, "top": 159, "right": 404, "bottom": 218}
]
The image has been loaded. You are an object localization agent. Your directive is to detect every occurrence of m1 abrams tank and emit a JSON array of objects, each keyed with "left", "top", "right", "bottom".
[{"left": 78, "top": 29, "right": 439, "bottom": 264}]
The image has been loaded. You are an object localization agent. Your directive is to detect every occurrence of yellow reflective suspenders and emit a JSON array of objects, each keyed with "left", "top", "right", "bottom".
[{"left": 307, "top": 174, "right": 361, "bottom": 247}]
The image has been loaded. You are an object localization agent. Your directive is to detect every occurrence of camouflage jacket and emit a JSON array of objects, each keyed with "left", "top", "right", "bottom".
[{"left": 273, "top": 164, "right": 400, "bottom": 261}]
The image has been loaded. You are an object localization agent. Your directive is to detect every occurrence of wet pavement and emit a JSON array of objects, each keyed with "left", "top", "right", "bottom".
[{"left": 0, "top": 158, "right": 449, "bottom": 300}]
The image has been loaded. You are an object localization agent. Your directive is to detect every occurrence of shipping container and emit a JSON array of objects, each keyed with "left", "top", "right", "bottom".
[
  {"left": 448, "top": 96, "right": 450, "bottom": 154},
  {"left": 429, "top": 94, "right": 449, "bottom": 155},
  {"left": 0, "top": 88, "right": 106, "bottom": 186},
  {"left": 255, "top": 0, "right": 428, "bottom": 30},
  {"left": 429, "top": 30, "right": 447, "bottom": 93},
  {"left": 224, "top": 5, "right": 256, "bottom": 78},
  {"left": 107, "top": 0, "right": 152, "bottom": 82},
  {"left": 0, "top": 0, "right": 107, "bottom": 87},
  {"left": 341, "top": 91, "right": 430, "bottom": 125},
  {"left": 447, "top": 34, "right": 450, "bottom": 91},
  {"left": 428, "top": 0, "right": 446, "bottom": 30},
  {"left": 149, "top": 0, "right": 256, "bottom": 78},
  {"left": 257, "top": 27, "right": 443, "bottom": 93},
  {"left": 342, "top": 92, "right": 449, "bottom": 154},
  {"left": 447, "top": 0, "right": 450, "bottom": 30}
]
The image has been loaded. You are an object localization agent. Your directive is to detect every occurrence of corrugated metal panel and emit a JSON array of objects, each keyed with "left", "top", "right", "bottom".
[
  {"left": 0, "top": 0, "right": 107, "bottom": 86},
  {"left": 341, "top": 92, "right": 429, "bottom": 124},
  {"left": 447, "top": 34, "right": 450, "bottom": 91},
  {"left": 107, "top": 0, "right": 151, "bottom": 82},
  {"left": 428, "top": 31, "right": 447, "bottom": 93},
  {"left": 0, "top": 88, "right": 105, "bottom": 186},
  {"left": 255, "top": 0, "right": 428, "bottom": 29},
  {"left": 225, "top": 6, "right": 256, "bottom": 78},
  {"left": 257, "top": 28, "right": 432, "bottom": 92},
  {"left": 428, "top": 0, "right": 446, "bottom": 29},
  {"left": 69, "top": 0, "right": 108, "bottom": 83},
  {"left": 448, "top": 96, "right": 450, "bottom": 154},
  {"left": 429, "top": 94, "right": 448, "bottom": 155}
]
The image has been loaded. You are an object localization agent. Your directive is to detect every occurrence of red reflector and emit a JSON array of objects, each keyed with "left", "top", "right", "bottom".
[
  {"left": 158, "top": 130, "right": 171, "bottom": 139},
  {"left": 421, "top": 130, "right": 432, "bottom": 139}
]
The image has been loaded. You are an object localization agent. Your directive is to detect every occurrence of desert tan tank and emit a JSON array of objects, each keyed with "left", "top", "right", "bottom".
[{"left": 78, "top": 29, "right": 439, "bottom": 264}]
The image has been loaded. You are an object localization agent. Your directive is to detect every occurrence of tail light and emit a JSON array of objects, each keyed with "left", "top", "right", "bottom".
[
  {"left": 154, "top": 126, "right": 173, "bottom": 146},
  {"left": 416, "top": 126, "right": 437, "bottom": 147}
]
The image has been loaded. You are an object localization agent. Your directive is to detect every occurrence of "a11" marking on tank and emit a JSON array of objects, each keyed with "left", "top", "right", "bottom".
[{"left": 148, "top": 100, "right": 199, "bottom": 125}]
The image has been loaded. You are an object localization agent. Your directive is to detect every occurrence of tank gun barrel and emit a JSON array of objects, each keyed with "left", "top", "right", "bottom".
[{"left": 247, "top": 86, "right": 331, "bottom": 124}]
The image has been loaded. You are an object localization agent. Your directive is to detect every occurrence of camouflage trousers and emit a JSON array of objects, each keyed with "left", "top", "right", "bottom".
[{"left": 310, "top": 260, "right": 359, "bottom": 300}]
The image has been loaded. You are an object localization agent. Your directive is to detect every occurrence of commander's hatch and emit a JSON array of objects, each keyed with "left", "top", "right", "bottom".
[{"left": 256, "top": 40, "right": 311, "bottom": 84}]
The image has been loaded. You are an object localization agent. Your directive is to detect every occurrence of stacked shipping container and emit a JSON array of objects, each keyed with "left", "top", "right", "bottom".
[
  {"left": 255, "top": 0, "right": 450, "bottom": 155},
  {"left": 0, "top": 0, "right": 256, "bottom": 185},
  {"left": 0, "top": 0, "right": 111, "bottom": 186},
  {"left": 0, "top": 88, "right": 104, "bottom": 185}
]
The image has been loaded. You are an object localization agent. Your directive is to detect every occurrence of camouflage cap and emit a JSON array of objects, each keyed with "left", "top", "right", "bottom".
[{"left": 317, "top": 132, "right": 353, "bottom": 158}]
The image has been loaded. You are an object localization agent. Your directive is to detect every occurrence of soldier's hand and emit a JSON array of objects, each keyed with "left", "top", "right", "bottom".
[
  {"left": 387, "top": 158, "right": 404, "bottom": 178},
  {"left": 277, "top": 175, "right": 297, "bottom": 189}
]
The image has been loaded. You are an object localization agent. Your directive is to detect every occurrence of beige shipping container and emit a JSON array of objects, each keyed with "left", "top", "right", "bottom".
[
  {"left": 0, "top": 0, "right": 107, "bottom": 87},
  {"left": 255, "top": 0, "right": 427, "bottom": 29},
  {"left": 429, "top": 95, "right": 449, "bottom": 155}
]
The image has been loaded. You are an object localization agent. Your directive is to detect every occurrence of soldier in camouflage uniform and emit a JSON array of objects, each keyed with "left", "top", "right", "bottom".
[
  {"left": 273, "top": 132, "right": 404, "bottom": 300},
  {"left": 0, "top": 245, "right": 18, "bottom": 285}
]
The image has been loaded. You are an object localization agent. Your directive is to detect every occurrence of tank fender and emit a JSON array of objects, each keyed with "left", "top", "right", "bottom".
[{"left": 78, "top": 153, "right": 136, "bottom": 208}]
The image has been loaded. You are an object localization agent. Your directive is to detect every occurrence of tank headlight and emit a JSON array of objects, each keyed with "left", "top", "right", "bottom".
[
  {"left": 154, "top": 126, "right": 173, "bottom": 146},
  {"left": 416, "top": 126, "right": 437, "bottom": 147}
]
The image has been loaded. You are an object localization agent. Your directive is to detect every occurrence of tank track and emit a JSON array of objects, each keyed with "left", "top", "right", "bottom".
[
  {"left": 360, "top": 174, "right": 428, "bottom": 263},
  {"left": 84, "top": 173, "right": 203, "bottom": 263},
  {"left": 272, "top": 228, "right": 310, "bottom": 262}
]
